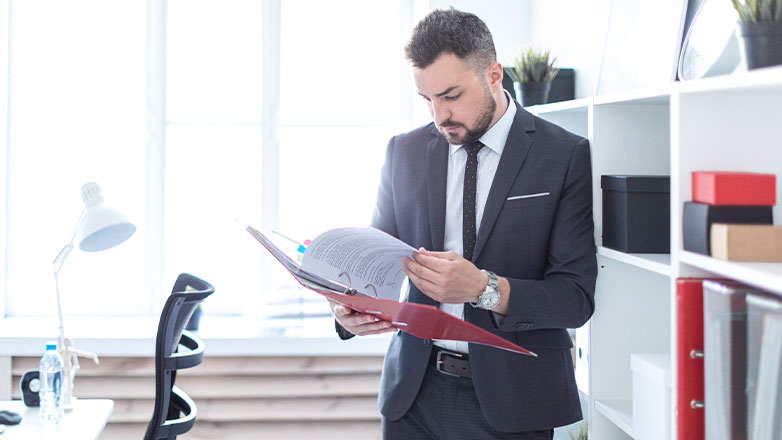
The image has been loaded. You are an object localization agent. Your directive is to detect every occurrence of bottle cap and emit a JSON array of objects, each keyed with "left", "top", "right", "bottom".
[{"left": 46, "top": 341, "right": 57, "bottom": 351}]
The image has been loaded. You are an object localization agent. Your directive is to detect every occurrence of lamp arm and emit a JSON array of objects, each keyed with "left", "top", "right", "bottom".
[
  {"left": 51, "top": 209, "right": 90, "bottom": 408},
  {"left": 52, "top": 210, "right": 85, "bottom": 349},
  {"left": 52, "top": 210, "right": 85, "bottom": 276},
  {"left": 54, "top": 271, "right": 68, "bottom": 350},
  {"left": 53, "top": 243, "right": 75, "bottom": 277}
]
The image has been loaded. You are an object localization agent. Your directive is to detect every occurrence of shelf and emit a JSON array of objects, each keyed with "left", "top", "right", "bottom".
[
  {"left": 527, "top": 97, "right": 591, "bottom": 115},
  {"left": 679, "top": 251, "right": 782, "bottom": 296},
  {"left": 597, "top": 246, "right": 672, "bottom": 277},
  {"left": 540, "top": 66, "right": 781, "bottom": 440},
  {"left": 675, "top": 65, "right": 782, "bottom": 95},
  {"left": 594, "top": 85, "right": 670, "bottom": 106},
  {"left": 595, "top": 399, "right": 634, "bottom": 438}
]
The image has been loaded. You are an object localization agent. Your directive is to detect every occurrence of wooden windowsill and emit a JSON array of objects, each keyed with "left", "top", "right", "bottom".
[{"left": 0, "top": 316, "right": 391, "bottom": 357}]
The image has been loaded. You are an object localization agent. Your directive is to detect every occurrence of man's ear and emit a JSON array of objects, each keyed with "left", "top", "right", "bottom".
[{"left": 486, "top": 61, "right": 505, "bottom": 90}]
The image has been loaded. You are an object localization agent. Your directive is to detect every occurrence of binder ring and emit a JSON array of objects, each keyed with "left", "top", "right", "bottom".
[
  {"left": 364, "top": 284, "right": 378, "bottom": 298},
  {"left": 338, "top": 272, "right": 357, "bottom": 295},
  {"left": 338, "top": 272, "right": 352, "bottom": 288}
]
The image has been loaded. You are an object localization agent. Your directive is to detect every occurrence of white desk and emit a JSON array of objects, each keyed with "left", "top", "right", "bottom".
[{"left": 0, "top": 399, "right": 113, "bottom": 440}]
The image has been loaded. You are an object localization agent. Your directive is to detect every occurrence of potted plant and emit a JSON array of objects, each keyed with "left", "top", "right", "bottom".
[
  {"left": 508, "top": 46, "right": 560, "bottom": 107},
  {"left": 567, "top": 420, "right": 588, "bottom": 440},
  {"left": 731, "top": 0, "right": 782, "bottom": 69}
]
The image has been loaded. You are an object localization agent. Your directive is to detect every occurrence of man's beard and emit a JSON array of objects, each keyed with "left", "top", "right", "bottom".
[{"left": 437, "top": 86, "right": 497, "bottom": 145}]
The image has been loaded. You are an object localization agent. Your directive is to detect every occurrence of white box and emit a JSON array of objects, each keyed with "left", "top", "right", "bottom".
[{"left": 631, "top": 353, "right": 671, "bottom": 440}]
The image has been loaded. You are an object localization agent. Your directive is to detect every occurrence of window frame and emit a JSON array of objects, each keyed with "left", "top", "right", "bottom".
[{"left": 0, "top": 0, "right": 419, "bottom": 324}]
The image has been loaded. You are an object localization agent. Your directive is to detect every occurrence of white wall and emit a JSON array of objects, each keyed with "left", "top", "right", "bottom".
[
  {"left": 421, "top": 0, "right": 612, "bottom": 99},
  {"left": 426, "top": 0, "right": 533, "bottom": 66},
  {"left": 526, "top": 0, "right": 613, "bottom": 98}
]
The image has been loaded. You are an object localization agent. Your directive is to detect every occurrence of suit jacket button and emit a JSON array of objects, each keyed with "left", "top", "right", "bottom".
[
  {"left": 515, "top": 323, "right": 525, "bottom": 330},
  {"left": 423, "top": 339, "right": 431, "bottom": 347}
]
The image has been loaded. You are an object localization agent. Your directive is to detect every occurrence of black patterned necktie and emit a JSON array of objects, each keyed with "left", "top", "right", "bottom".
[{"left": 463, "top": 141, "right": 484, "bottom": 261}]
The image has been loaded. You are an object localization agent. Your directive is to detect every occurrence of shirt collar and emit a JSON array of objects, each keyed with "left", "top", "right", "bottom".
[{"left": 449, "top": 90, "right": 516, "bottom": 157}]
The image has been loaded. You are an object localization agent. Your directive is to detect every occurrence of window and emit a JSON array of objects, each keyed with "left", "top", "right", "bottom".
[
  {"left": 164, "top": 0, "right": 265, "bottom": 315},
  {"left": 6, "top": 0, "right": 148, "bottom": 317},
  {"left": 2, "top": 0, "right": 417, "bottom": 324}
]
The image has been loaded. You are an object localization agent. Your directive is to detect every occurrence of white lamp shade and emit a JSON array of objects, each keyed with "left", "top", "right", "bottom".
[{"left": 77, "top": 203, "right": 136, "bottom": 252}]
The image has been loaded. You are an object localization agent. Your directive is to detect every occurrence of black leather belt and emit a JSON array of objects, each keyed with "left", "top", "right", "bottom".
[{"left": 431, "top": 348, "right": 471, "bottom": 378}]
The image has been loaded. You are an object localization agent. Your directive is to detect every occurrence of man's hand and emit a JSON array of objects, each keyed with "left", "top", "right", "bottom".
[
  {"left": 327, "top": 300, "right": 396, "bottom": 336},
  {"left": 403, "top": 248, "right": 487, "bottom": 304}
]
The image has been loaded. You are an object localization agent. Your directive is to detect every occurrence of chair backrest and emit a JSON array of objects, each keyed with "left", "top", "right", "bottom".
[{"left": 144, "top": 273, "right": 214, "bottom": 440}]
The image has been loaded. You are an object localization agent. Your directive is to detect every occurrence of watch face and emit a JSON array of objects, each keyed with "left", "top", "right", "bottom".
[
  {"left": 479, "top": 289, "right": 500, "bottom": 309},
  {"left": 477, "top": 270, "right": 500, "bottom": 309}
]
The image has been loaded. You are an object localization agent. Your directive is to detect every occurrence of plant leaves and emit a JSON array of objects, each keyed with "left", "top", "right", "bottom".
[
  {"left": 513, "top": 46, "right": 558, "bottom": 83},
  {"left": 748, "top": 0, "right": 758, "bottom": 21},
  {"left": 759, "top": 0, "right": 773, "bottom": 20}
]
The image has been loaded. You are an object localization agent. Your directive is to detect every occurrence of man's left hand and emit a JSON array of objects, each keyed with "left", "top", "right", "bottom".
[{"left": 403, "top": 248, "right": 486, "bottom": 304}]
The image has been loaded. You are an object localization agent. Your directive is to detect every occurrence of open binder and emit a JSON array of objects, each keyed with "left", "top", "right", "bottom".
[{"left": 247, "top": 225, "right": 536, "bottom": 356}]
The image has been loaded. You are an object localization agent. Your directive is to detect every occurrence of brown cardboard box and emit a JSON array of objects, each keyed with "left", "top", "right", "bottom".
[{"left": 710, "top": 224, "right": 782, "bottom": 262}]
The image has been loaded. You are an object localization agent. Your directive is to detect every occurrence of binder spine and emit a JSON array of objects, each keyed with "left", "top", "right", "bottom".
[{"left": 677, "top": 278, "right": 706, "bottom": 440}]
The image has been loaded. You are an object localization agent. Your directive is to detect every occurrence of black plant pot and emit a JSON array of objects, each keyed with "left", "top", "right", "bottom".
[
  {"left": 515, "top": 81, "right": 552, "bottom": 107},
  {"left": 740, "top": 22, "right": 782, "bottom": 70}
]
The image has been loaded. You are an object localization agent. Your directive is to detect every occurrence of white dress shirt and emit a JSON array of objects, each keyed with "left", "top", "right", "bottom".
[{"left": 433, "top": 91, "right": 516, "bottom": 354}]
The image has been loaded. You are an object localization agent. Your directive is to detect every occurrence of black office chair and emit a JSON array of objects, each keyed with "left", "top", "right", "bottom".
[{"left": 144, "top": 273, "right": 214, "bottom": 440}]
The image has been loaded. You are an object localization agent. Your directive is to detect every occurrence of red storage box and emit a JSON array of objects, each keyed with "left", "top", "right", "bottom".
[{"left": 692, "top": 171, "right": 776, "bottom": 206}]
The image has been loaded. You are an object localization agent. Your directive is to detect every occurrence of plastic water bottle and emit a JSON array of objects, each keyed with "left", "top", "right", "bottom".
[{"left": 39, "top": 341, "right": 64, "bottom": 424}]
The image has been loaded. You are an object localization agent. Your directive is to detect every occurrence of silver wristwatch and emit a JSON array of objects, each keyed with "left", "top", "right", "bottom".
[{"left": 472, "top": 270, "right": 500, "bottom": 310}]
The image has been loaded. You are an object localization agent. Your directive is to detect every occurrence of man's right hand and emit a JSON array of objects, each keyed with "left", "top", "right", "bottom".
[{"left": 327, "top": 299, "right": 396, "bottom": 336}]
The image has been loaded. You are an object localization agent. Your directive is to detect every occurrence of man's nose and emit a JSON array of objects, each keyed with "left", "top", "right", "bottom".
[{"left": 431, "top": 101, "right": 451, "bottom": 125}]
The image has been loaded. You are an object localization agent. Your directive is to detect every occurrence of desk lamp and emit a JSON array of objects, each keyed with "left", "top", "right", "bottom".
[{"left": 51, "top": 182, "right": 136, "bottom": 408}]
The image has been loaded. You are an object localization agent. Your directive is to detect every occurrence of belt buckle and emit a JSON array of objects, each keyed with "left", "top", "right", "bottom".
[{"left": 436, "top": 349, "right": 464, "bottom": 378}]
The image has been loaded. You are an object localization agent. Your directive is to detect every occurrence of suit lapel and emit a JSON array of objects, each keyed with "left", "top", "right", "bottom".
[
  {"left": 426, "top": 128, "right": 449, "bottom": 253},
  {"left": 472, "top": 107, "right": 534, "bottom": 262},
  {"left": 410, "top": 128, "right": 449, "bottom": 308}
]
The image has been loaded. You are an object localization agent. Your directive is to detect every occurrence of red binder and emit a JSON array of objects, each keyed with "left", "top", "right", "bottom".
[
  {"left": 248, "top": 225, "right": 536, "bottom": 357},
  {"left": 676, "top": 278, "right": 706, "bottom": 440},
  {"left": 321, "top": 290, "right": 536, "bottom": 356},
  {"left": 692, "top": 171, "right": 776, "bottom": 206}
]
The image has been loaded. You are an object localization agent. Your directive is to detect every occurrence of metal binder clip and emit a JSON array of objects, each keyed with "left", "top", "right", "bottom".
[
  {"left": 690, "top": 400, "right": 705, "bottom": 409},
  {"left": 690, "top": 350, "right": 704, "bottom": 359}
]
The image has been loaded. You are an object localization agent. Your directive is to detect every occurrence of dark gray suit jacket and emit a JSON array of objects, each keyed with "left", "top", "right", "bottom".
[{"left": 341, "top": 102, "right": 597, "bottom": 432}]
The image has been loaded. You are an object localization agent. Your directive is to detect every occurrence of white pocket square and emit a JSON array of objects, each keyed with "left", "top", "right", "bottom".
[{"left": 506, "top": 192, "right": 550, "bottom": 201}]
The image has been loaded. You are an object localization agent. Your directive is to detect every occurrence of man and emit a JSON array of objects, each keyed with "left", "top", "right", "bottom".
[{"left": 329, "top": 8, "right": 596, "bottom": 439}]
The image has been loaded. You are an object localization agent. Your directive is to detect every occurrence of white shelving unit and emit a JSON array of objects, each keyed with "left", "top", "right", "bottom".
[{"left": 530, "top": 65, "right": 782, "bottom": 440}]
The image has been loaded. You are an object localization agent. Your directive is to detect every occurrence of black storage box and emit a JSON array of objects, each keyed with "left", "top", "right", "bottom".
[
  {"left": 602, "top": 175, "right": 670, "bottom": 253},
  {"left": 682, "top": 202, "right": 773, "bottom": 255}
]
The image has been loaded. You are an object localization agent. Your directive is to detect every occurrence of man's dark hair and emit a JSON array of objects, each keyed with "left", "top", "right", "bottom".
[{"left": 405, "top": 8, "right": 497, "bottom": 72}]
